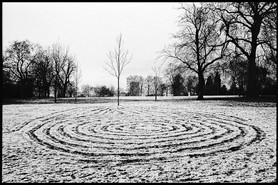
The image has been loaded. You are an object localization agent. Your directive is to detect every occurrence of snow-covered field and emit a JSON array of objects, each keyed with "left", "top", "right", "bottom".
[{"left": 2, "top": 99, "right": 276, "bottom": 182}]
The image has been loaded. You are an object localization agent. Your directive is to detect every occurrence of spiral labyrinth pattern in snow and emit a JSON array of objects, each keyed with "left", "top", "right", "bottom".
[{"left": 20, "top": 106, "right": 265, "bottom": 164}]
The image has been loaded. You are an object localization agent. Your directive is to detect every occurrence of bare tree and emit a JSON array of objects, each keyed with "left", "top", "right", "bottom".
[
  {"left": 212, "top": 2, "right": 277, "bottom": 98},
  {"left": 152, "top": 66, "right": 161, "bottom": 101},
  {"left": 74, "top": 61, "right": 82, "bottom": 103},
  {"left": 104, "top": 33, "right": 132, "bottom": 105},
  {"left": 161, "top": 3, "right": 228, "bottom": 100},
  {"left": 51, "top": 41, "right": 63, "bottom": 103},
  {"left": 51, "top": 41, "right": 76, "bottom": 102},
  {"left": 144, "top": 75, "right": 154, "bottom": 96},
  {"left": 81, "top": 84, "right": 93, "bottom": 97},
  {"left": 32, "top": 46, "right": 54, "bottom": 98},
  {"left": 60, "top": 54, "right": 76, "bottom": 97},
  {"left": 4, "top": 40, "right": 36, "bottom": 98}
]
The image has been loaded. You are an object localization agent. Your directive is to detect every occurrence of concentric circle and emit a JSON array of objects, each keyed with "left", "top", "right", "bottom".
[{"left": 19, "top": 105, "right": 265, "bottom": 164}]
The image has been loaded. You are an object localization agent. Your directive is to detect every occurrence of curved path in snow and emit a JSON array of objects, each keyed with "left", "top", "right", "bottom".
[{"left": 17, "top": 105, "right": 265, "bottom": 164}]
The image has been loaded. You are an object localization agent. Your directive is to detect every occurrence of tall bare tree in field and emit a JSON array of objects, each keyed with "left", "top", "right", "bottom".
[
  {"left": 60, "top": 53, "right": 76, "bottom": 98},
  {"left": 74, "top": 62, "right": 82, "bottom": 103},
  {"left": 104, "top": 33, "right": 132, "bottom": 106},
  {"left": 51, "top": 42, "right": 63, "bottom": 103},
  {"left": 51, "top": 41, "right": 76, "bottom": 102},
  {"left": 152, "top": 66, "right": 161, "bottom": 101},
  {"left": 32, "top": 46, "right": 54, "bottom": 98},
  {"left": 161, "top": 3, "right": 228, "bottom": 100}
]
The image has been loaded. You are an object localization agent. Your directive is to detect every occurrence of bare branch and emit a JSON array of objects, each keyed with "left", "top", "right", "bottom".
[{"left": 104, "top": 33, "right": 132, "bottom": 105}]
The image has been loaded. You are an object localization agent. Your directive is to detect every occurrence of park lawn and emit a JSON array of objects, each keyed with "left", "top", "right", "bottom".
[{"left": 2, "top": 97, "right": 276, "bottom": 183}]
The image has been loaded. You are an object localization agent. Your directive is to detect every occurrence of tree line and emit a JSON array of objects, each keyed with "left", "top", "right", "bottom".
[
  {"left": 126, "top": 71, "right": 229, "bottom": 98},
  {"left": 161, "top": 2, "right": 276, "bottom": 99},
  {"left": 2, "top": 40, "right": 79, "bottom": 102},
  {"left": 80, "top": 85, "right": 115, "bottom": 97}
]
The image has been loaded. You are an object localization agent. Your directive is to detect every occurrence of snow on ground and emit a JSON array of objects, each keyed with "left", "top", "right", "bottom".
[{"left": 2, "top": 99, "right": 276, "bottom": 183}]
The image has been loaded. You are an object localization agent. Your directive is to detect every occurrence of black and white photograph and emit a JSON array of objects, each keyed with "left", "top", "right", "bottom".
[{"left": 2, "top": 2, "right": 277, "bottom": 183}]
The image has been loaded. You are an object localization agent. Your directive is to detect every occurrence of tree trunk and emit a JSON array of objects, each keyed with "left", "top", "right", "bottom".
[
  {"left": 20, "top": 81, "right": 24, "bottom": 98},
  {"left": 54, "top": 77, "right": 57, "bottom": 103},
  {"left": 117, "top": 77, "right": 120, "bottom": 106},
  {"left": 197, "top": 73, "right": 205, "bottom": 100},
  {"left": 246, "top": 38, "right": 259, "bottom": 98},
  {"left": 54, "top": 87, "right": 57, "bottom": 103},
  {"left": 246, "top": 57, "right": 257, "bottom": 98},
  {"left": 196, "top": 29, "right": 203, "bottom": 100},
  {"left": 246, "top": 15, "right": 261, "bottom": 98},
  {"left": 47, "top": 88, "right": 50, "bottom": 98},
  {"left": 44, "top": 83, "right": 49, "bottom": 98},
  {"left": 64, "top": 85, "right": 67, "bottom": 97},
  {"left": 155, "top": 87, "right": 157, "bottom": 101},
  {"left": 62, "top": 81, "right": 68, "bottom": 97},
  {"left": 44, "top": 89, "right": 47, "bottom": 98},
  {"left": 75, "top": 85, "right": 77, "bottom": 103},
  {"left": 154, "top": 81, "right": 158, "bottom": 101}
]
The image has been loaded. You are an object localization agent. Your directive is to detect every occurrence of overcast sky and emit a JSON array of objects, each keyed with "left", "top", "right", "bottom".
[{"left": 3, "top": 2, "right": 185, "bottom": 90}]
